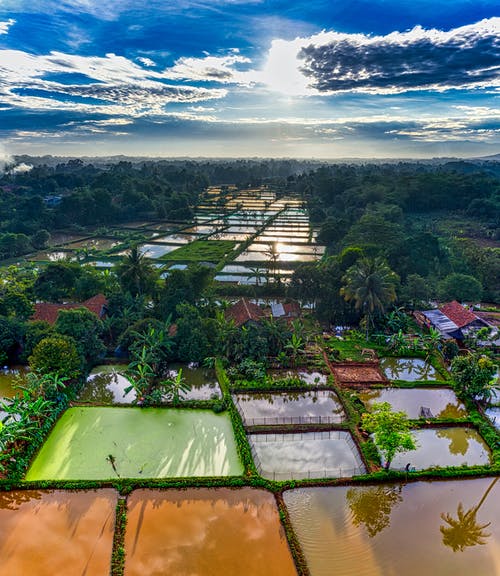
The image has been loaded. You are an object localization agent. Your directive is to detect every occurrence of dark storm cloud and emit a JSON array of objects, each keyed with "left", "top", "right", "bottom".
[{"left": 298, "top": 19, "right": 500, "bottom": 93}]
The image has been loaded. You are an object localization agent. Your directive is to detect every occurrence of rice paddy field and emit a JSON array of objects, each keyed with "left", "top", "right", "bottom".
[
  {"left": 20, "top": 185, "right": 326, "bottom": 283},
  {"left": 3, "top": 187, "right": 499, "bottom": 575}
]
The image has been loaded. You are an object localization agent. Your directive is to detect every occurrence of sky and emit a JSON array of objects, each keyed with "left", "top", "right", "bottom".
[{"left": 0, "top": 0, "right": 498, "bottom": 158}]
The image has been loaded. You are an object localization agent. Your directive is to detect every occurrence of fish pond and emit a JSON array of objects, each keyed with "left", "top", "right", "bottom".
[
  {"left": 0, "top": 489, "right": 116, "bottom": 576},
  {"left": 167, "top": 364, "right": 222, "bottom": 400},
  {"left": 358, "top": 387, "right": 466, "bottom": 419},
  {"left": 124, "top": 488, "right": 297, "bottom": 576},
  {"left": 26, "top": 407, "right": 243, "bottom": 480},
  {"left": 485, "top": 407, "right": 500, "bottom": 430},
  {"left": 380, "top": 357, "right": 443, "bottom": 381},
  {"left": 283, "top": 477, "right": 500, "bottom": 576},
  {"left": 249, "top": 431, "right": 365, "bottom": 480},
  {"left": 78, "top": 365, "right": 134, "bottom": 404},
  {"left": 385, "top": 427, "right": 491, "bottom": 470},
  {"left": 234, "top": 390, "right": 345, "bottom": 426}
]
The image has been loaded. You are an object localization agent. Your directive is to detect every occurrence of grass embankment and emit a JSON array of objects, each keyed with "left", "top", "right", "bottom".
[{"left": 162, "top": 239, "right": 237, "bottom": 262}]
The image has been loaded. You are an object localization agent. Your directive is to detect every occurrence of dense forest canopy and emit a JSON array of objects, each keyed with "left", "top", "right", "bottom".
[{"left": 0, "top": 157, "right": 498, "bottom": 305}]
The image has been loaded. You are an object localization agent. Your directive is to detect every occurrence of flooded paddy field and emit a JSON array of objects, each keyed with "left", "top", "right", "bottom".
[
  {"left": 78, "top": 364, "right": 134, "bottom": 404},
  {"left": 283, "top": 477, "right": 500, "bottom": 576},
  {"left": 485, "top": 407, "right": 500, "bottom": 430},
  {"left": 387, "top": 427, "right": 492, "bottom": 470},
  {"left": 166, "top": 363, "right": 222, "bottom": 400},
  {"left": 380, "top": 357, "right": 443, "bottom": 381},
  {"left": 234, "top": 390, "right": 345, "bottom": 425},
  {"left": 249, "top": 431, "right": 365, "bottom": 480},
  {"left": 0, "top": 489, "right": 116, "bottom": 576},
  {"left": 0, "top": 366, "right": 28, "bottom": 400},
  {"left": 124, "top": 488, "right": 297, "bottom": 576},
  {"left": 26, "top": 407, "right": 243, "bottom": 480},
  {"left": 358, "top": 387, "right": 466, "bottom": 419}
]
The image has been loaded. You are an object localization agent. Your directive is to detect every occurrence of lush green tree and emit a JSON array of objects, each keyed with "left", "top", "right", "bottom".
[
  {"left": 21, "top": 320, "right": 54, "bottom": 362},
  {"left": 341, "top": 257, "right": 399, "bottom": 338},
  {"left": 361, "top": 402, "right": 417, "bottom": 470},
  {"left": 55, "top": 307, "right": 106, "bottom": 363},
  {"left": 175, "top": 303, "right": 211, "bottom": 363},
  {"left": 399, "top": 273, "right": 431, "bottom": 307},
  {"left": 29, "top": 335, "right": 82, "bottom": 380},
  {"left": 155, "top": 265, "right": 212, "bottom": 319},
  {"left": 450, "top": 353, "right": 497, "bottom": 403},
  {"left": 33, "top": 262, "right": 81, "bottom": 302},
  {"left": 438, "top": 273, "right": 483, "bottom": 302},
  {"left": 0, "top": 317, "right": 24, "bottom": 365}
]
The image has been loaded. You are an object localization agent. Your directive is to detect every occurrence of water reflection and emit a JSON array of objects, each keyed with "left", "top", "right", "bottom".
[
  {"left": 0, "top": 489, "right": 116, "bottom": 576},
  {"left": 440, "top": 478, "right": 498, "bottom": 552},
  {"left": 346, "top": 485, "right": 403, "bottom": 537},
  {"left": 284, "top": 478, "right": 500, "bottom": 576},
  {"left": 125, "top": 488, "right": 297, "bottom": 576},
  {"left": 380, "top": 357, "right": 442, "bottom": 381}
]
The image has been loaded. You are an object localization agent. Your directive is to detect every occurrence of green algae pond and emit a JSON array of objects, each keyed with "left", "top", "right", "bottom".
[
  {"left": 0, "top": 489, "right": 116, "bottom": 576},
  {"left": 26, "top": 407, "right": 243, "bottom": 480},
  {"left": 124, "top": 488, "right": 297, "bottom": 576},
  {"left": 283, "top": 477, "right": 500, "bottom": 576}
]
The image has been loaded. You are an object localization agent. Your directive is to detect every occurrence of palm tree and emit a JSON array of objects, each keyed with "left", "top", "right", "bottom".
[
  {"left": 264, "top": 242, "right": 280, "bottom": 284},
  {"left": 114, "top": 244, "right": 157, "bottom": 297},
  {"left": 440, "top": 478, "right": 498, "bottom": 552},
  {"left": 341, "top": 257, "right": 398, "bottom": 339}
]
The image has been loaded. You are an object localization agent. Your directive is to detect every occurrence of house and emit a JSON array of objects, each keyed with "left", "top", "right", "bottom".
[
  {"left": 224, "top": 298, "right": 269, "bottom": 328},
  {"left": 32, "top": 294, "right": 108, "bottom": 325},
  {"left": 270, "top": 300, "right": 301, "bottom": 320},
  {"left": 418, "top": 300, "right": 492, "bottom": 341}
]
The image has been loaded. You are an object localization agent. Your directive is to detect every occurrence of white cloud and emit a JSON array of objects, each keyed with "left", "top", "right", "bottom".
[
  {"left": 0, "top": 19, "right": 16, "bottom": 35},
  {"left": 137, "top": 57, "right": 156, "bottom": 67},
  {"left": 0, "top": 49, "right": 227, "bottom": 117},
  {"left": 163, "top": 53, "right": 253, "bottom": 84}
]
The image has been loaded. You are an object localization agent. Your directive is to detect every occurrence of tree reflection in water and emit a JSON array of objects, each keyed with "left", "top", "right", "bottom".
[
  {"left": 440, "top": 477, "right": 498, "bottom": 552},
  {"left": 346, "top": 485, "right": 403, "bottom": 537}
]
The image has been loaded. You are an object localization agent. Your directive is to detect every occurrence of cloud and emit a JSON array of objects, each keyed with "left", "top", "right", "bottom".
[
  {"left": 163, "top": 52, "right": 253, "bottom": 84},
  {"left": 137, "top": 57, "right": 156, "bottom": 67},
  {"left": 0, "top": 19, "right": 16, "bottom": 35},
  {"left": 297, "top": 18, "right": 500, "bottom": 94},
  {"left": 0, "top": 50, "right": 227, "bottom": 117}
]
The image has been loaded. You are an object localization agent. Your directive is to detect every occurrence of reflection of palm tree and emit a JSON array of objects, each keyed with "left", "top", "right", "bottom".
[
  {"left": 346, "top": 485, "right": 403, "bottom": 537},
  {"left": 440, "top": 478, "right": 498, "bottom": 552}
]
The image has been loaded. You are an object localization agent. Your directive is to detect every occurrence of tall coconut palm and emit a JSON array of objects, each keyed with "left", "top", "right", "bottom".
[
  {"left": 115, "top": 245, "right": 157, "bottom": 297},
  {"left": 341, "top": 257, "right": 398, "bottom": 339}
]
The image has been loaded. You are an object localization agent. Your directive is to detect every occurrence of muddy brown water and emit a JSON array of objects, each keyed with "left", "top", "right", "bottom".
[
  {"left": 124, "top": 488, "right": 297, "bottom": 576},
  {"left": 283, "top": 477, "right": 500, "bottom": 576},
  {"left": 0, "top": 489, "right": 116, "bottom": 576}
]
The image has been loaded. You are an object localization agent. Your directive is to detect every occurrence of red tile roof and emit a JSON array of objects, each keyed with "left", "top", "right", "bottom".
[
  {"left": 32, "top": 294, "right": 108, "bottom": 325},
  {"left": 439, "top": 301, "right": 478, "bottom": 328},
  {"left": 225, "top": 298, "right": 268, "bottom": 327},
  {"left": 283, "top": 301, "right": 301, "bottom": 318}
]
